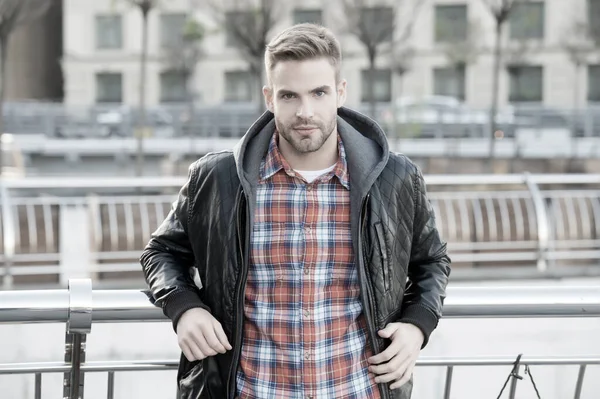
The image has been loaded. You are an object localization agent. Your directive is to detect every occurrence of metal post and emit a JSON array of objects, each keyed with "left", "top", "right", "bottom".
[
  {"left": 35, "top": 373, "right": 42, "bottom": 399},
  {"left": 107, "top": 371, "right": 115, "bottom": 399},
  {"left": 573, "top": 365, "right": 586, "bottom": 399},
  {"left": 63, "top": 279, "right": 92, "bottom": 399},
  {"left": 524, "top": 173, "right": 550, "bottom": 272},
  {"left": 508, "top": 363, "right": 521, "bottom": 399},
  {"left": 443, "top": 366, "right": 453, "bottom": 399},
  {"left": 0, "top": 182, "right": 15, "bottom": 288}
]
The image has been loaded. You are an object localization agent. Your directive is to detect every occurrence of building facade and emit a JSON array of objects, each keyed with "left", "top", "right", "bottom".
[
  {"left": 62, "top": 0, "right": 600, "bottom": 110},
  {"left": 2, "top": 0, "right": 63, "bottom": 102}
]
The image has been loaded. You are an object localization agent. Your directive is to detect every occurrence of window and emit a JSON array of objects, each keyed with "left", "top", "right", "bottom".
[
  {"left": 160, "top": 71, "right": 187, "bottom": 103},
  {"left": 225, "top": 11, "right": 253, "bottom": 47},
  {"left": 434, "top": 67, "right": 466, "bottom": 101},
  {"left": 590, "top": 0, "right": 600, "bottom": 42},
  {"left": 360, "top": 6, "right": 394, "bottom": 42},
  {"left": 96, "top": 73, "right": 122, "bottom": 103},
  {"left": 509, "top": 2, "right": 545, "bottom": 40},
  {"left": 508, "top": 66, "right": 543, "bottom": 102},
  {"left": 96, "top": 15, "right": 122, "bottom": 49},
  {"left": 293, "top": 9, "right": 322, "bottom": 25},
  {"left": 435, "top": 5, "right": 467, "bottom": 43},
  {"left": 161, "top": 13, "right": 187, "bottom": 48},
  {"left": 361, "top": 69, "right": 392, "bottom": 102},
  {"left": 225, "top": 71, "right": 254, "bottom": 102},
  {"left": 589, "top": 65, "right": 600, "bottom": 102}
]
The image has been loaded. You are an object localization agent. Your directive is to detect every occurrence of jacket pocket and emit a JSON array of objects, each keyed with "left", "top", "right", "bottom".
[
  {"left": 389, "top": 374, "right": 413, "bottom": 399},
  {"left": 374, "top": 222, "right": 390, "bottom": 292},
  {"left": 178, "top": 361, "right": 206, "bottom": 399}
]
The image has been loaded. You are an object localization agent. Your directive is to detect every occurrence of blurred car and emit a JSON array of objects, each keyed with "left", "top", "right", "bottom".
[
  {"left": 54, "top": 106, "right": 176, "bottom": 139},
  {"left": 95, "top": 107, "right": 176, "bottom": 138},
  {"left": 381, "top": 95, "right": 520, "bottom": 126}
]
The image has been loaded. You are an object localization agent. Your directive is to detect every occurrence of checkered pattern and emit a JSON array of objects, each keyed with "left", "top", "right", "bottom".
[{"left": 236, "top": 133, "right": 380, "bottom": 399}]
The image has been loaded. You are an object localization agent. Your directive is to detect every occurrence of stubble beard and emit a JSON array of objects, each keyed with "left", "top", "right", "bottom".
[{"left": 276, "top": 116, "right": 337, "bottom": 154}]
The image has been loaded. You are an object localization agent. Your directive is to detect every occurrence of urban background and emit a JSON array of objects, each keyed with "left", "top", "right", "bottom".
[{"left": 1, "top": 1, "right": 600, "bottom": 399}]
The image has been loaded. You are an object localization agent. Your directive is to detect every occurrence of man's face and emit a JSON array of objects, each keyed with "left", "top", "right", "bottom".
[{"left": 264, "top": 58, "right": 347, "bottom": 155}]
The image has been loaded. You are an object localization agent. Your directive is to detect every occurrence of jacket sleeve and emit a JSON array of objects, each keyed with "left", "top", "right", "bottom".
[
  {"left": 400, "top": 165, "right": 451, "bottom": 348},
  {"left": 139, "top": 161, "right": 210, "bottom": 331}
]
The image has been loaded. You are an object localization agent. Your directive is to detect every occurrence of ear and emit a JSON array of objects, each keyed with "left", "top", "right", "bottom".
[
  {"left": 263, "top": 85, "right": 274, "bottom": 113},
  {"left": 337, "top": 79, "right": 347, "bottom": 108}
]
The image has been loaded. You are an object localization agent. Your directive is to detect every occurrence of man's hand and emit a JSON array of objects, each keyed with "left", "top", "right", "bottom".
[
  {"left": 176, "top": 308, "right": 233, "bottom": 361},
  {"left": 367, "top": 322, "right": 424, "bottom": 390}
]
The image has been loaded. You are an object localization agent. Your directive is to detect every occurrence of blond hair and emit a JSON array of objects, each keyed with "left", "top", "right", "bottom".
[{"left": 265, "top": 23, "right": 342, "bottom": 85}]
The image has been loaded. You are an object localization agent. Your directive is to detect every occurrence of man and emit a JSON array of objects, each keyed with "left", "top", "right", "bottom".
[{"left": 140, "top": 23, "right": 450, "bottom": 399}]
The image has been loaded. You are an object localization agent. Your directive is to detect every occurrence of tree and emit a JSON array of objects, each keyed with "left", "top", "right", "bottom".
[
  {"left": 208, "top": 0, "right": 280, "bottom": 115},
  {"left": 561, "top": 19, "right": 599, "bottom": 127},
  {"left": 341, "top": 0, "right": 423, "bottom": 119},
  {"left": 480, "top": 0, "right": 525, "bottom": 159},
  {"left": 0, "top": 0, "right": 52, "bottom": 177},
  {"left": 117, "top": 0, "right": 158, "bottom": 176},
  {"left": 162, "top": 17, "right": 205, "bottom": 142},
  {"left": 389, "top": 44, "right": 415, "bottom": 139},
  {"left": 435, "top": 20, "right": 482, "bottom": 139},
  {"left": 440, "top": 21, "right": 481, "bottom": 75}
]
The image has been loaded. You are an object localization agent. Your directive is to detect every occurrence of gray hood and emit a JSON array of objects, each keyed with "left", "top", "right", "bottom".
[
  {"left": 232, "top": 106, "right": 390, "bottom": 207},
  {"left": 232, "top": 106, "right": 393, "bottom": 340}
]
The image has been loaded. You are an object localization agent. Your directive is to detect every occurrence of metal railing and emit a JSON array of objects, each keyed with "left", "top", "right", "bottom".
[
  {"left": 5, "top": 174, "right": 600, "bottom": 288},
  {"left": 0, "top": 280, "right": 599, "bottom": 398},
  {"left": 3, "top": 102, "right": 600, "bottom": 139}
]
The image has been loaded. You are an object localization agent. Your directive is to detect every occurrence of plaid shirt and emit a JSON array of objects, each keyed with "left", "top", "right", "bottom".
[{"left": 236, "top": 132, "right": 381, "bottom": 399}]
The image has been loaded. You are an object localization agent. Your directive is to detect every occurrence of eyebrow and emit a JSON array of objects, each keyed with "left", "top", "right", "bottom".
[{"left": 276, "top": 85, "right": 333, "bottom": 96}]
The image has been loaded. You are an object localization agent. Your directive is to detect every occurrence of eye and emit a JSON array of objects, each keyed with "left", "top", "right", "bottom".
[
  {"left": 315, "top": 90, "right": 326, "bottom": 97},
  {"left": 282, "top": 93, "right": 296, "bottom": 100}
]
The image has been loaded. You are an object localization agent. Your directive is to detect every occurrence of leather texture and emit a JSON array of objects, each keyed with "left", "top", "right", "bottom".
[{"left": 140, "top": 108, "right": 451, "bottom": 399}]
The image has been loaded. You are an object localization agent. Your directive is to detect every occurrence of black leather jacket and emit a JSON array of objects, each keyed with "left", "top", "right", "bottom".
[{"left": 140, "top": 107, "right": 451, "bottom": 399}]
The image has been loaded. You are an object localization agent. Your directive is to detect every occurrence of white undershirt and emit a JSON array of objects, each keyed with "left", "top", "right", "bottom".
[{"left": 295, "top": 164, "right": 336, "bottom": 183}]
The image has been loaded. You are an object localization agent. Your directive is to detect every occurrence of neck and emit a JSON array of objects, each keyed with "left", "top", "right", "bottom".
[{"left": 280, "top": 130, "right": 339, "bottom": 171}]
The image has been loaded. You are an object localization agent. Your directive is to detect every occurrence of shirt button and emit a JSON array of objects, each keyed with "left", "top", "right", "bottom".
[
  {"left": 304, "top": 352, "right": 311, "bottom": 360},
  {"left": 304, "top": 268, "right": 310, "bottom": 275},
  {"left": 306, "top": 185, "right": 313, "bottom": 191},
  {"left": 303, "top": 309, "right": 310, "bottom": 317},
  {"left": 304, "top": 226, "right": 311, "bottom": 234}
]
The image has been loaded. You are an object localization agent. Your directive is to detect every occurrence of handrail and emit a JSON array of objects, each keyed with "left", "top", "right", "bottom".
[
  {"left": 1, "top": 355, "right": 599, "bottom": 375},
  {"left": 525, "top": 172, "right": 550, "bottom": 272},
  {"left": 0, "top": 181, "right": 15, "bottom": 288},
  {"left": 1, "top": 283, "right": 600, "bottom": 324},
  {"left": 1, "top": 280, "right": 599, "bottom": 399},
  {"left": 4, "top": 173, "right": 600, "bottom": 189},
  {"left": 4, "top": 174, "right": 600, "bottom": 287}
]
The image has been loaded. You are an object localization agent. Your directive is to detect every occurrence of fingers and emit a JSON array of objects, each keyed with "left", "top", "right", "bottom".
[
  {"left": 390, "top": 363, "right": 414, "bottom": 390},
  {"left": 177, "top": 309, "right": 232, "bottom": 361},
  {"left": 199, "top": 326, "right": 226, "bottom": 354},
  {"left": 192, "top": 330, "right": 219, "bottom": 357},
  {"left": 189, "top": 338, "right": 208, "bottom": 360},
  {"left": 179, "top": 324, "right": 232, "bottom": 361},
  {"left": 368, "top": 338, "right": 403, "bottom": 365},
  {"left": 180, "top": 341, "right": 194, "bottom": 362},
  {"left": 370, "top": 350, "right": 410, "bottom": 383},
  {"left": 213, "top": 322, "right": 233, "bottom": 351},
  {"left": 180, "top": 340, "right": 205, "bottom": 362}
]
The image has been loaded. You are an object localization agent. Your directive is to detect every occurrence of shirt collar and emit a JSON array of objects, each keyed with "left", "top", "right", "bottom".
[{"left": 259, "top": 131, "right": 350, "bottom": 189}]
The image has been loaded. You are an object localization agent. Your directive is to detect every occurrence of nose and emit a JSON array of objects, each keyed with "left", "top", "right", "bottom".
[{"left": 296, "top": 98, "right": 314, "bottom": 118}]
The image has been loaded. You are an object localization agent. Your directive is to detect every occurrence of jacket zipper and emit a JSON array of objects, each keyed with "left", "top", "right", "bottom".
[
  {"left": 358, "top": 194, "right": 388, "bottom": 399},
  {"left": 374, "top": 222, "right": 390, "bottom": 292},
  {"left": 359, "top": 193, "right": 377, "bottom": 348},
  {"left": 227, "top": 188, "right": 249, "bottom": 399}
]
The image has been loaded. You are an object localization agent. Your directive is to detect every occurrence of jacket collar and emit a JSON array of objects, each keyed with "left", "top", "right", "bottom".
[
  {"left": 233, "top": 106, "right": 389, "bottom": 202},
  {"left": 259, "top": 131, "right": 350, "bottom": 189}
]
